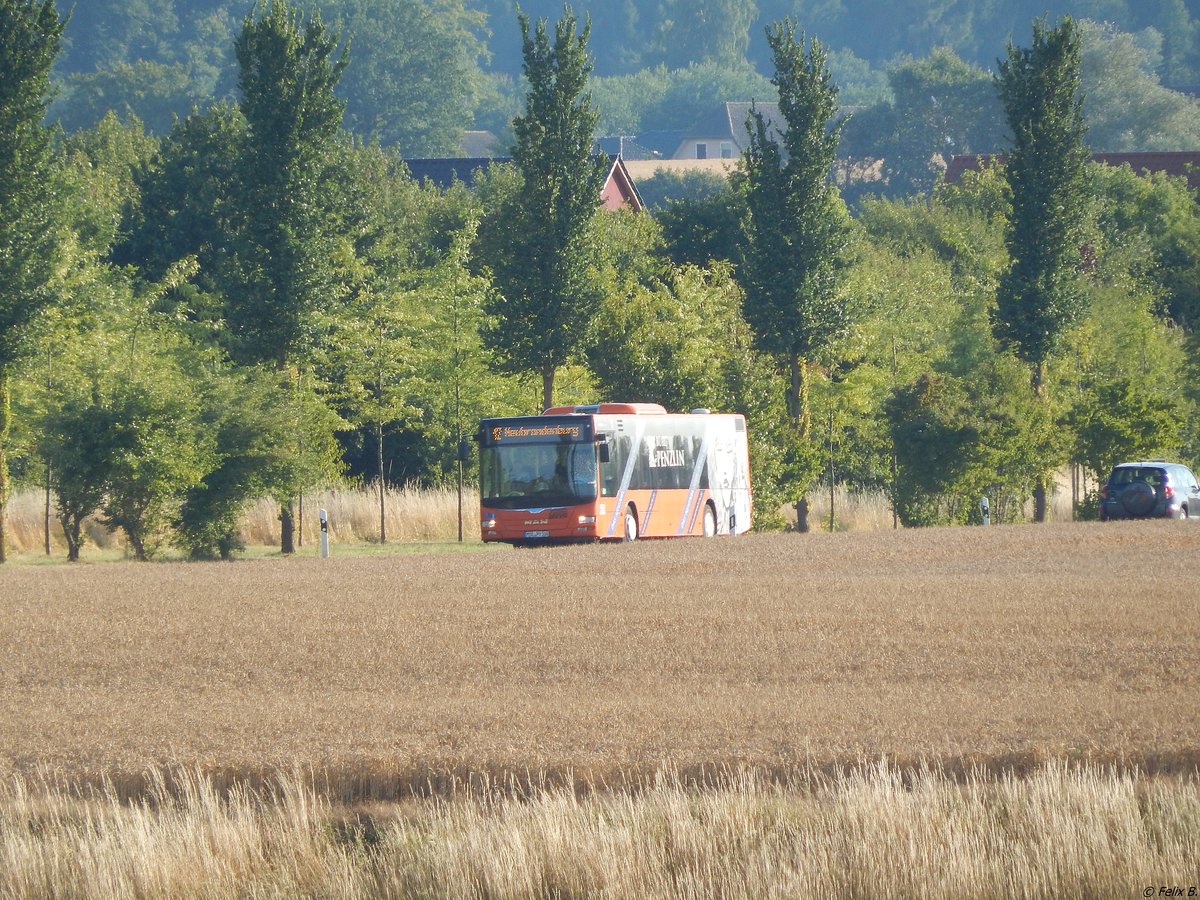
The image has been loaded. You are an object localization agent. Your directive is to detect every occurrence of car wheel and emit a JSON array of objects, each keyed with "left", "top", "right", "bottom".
[
  {"left": 622, "top": 506, "right": 638, "bottom": 542},
  {"left": 702, "top": 504, "right": 717, "bottom": 537},
  {"left": 1177, "top": 505, "right": 1188, "bottom": 520}
]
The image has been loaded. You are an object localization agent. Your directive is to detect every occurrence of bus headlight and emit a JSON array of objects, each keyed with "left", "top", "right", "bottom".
[{"left": 577, "top": 515, "right": 595, "bottom": 524}]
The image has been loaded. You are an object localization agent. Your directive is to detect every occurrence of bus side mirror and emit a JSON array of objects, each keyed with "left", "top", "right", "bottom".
[
  {"left": 457, "top": 440, "right": 471, "bottom": 462},
  {"left": 597, "top": 435, "right": 610, "bottom": 463}
]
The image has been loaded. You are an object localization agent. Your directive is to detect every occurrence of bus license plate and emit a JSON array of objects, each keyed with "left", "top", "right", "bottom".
[{"left": 524, "top": 530, "right": 550, "bottom": 539}]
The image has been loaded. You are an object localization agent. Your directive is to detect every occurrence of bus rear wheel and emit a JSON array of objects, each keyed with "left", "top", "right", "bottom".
[{"left": 623, "top": 506, "right": 638, "bottom": 542}]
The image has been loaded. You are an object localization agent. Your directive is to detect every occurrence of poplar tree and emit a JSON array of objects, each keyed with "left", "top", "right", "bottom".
[
  {"left": 229, "top": 0, "right": 347, "bottom": 552},
  {"left": 0, "top": 0, "right": 66, "bottom": 563},
  {"left": 739, "top": 20, "right": 853, "bottom": 532},
  {"left": 995, "top": 17, "right": 1089, "bottom": 522},
  {"left": 229, "top": 0, "right": 347, "bottom": 368},
  {"left": 479, "top": 6, "right": 607, "bottom": 410}
]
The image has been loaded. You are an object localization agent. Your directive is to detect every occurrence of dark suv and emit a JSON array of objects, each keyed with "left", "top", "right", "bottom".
[{"left": 1099, "top": 461, "right": 1200, "bottom": 520}]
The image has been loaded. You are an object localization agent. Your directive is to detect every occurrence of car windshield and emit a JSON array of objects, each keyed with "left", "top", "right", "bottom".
[
  {"left": 480, "top": 442, "right": 598, "bottom": 509},
  {"left": 1109, "top": 467, "right": 1166, "bottom": 487}
]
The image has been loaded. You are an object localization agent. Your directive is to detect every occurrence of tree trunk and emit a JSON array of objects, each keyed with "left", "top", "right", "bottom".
[
  {"left": 541, "top": 364, "right": 555, "bottom": 412},
  {"left": 789, "top": 354, "right": 813, "bottom": 533},
  {"left": 377, "top": 420, "right": 386, "bottom": 544},
  {"left": 0, "top": 370, "right": 9, "bottom": 564},
  {"left": 1031, "top": 361, "right": 1048, "bottom": 523},
  {"left": 796, "top": 495, "right": 811, "bottom": 533},
  {"left": 44, "top": 464, "right": 52, "bottom": 555},
  {"left": 127, "top": 528, "right": 147, "bottom": 562},
  {"left": 1033, "top": 479, "right": 1048, "bottom": 522},
  {"left": 64, "top": 517, "right": 81, "bottom": 562},
  {"left": 281, "top": 501, "right": 296, "bottom": 554}
]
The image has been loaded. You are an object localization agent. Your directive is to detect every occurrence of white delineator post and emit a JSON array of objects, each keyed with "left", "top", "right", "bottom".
[{"left": 319, "top": 508, "right": 329, "bottom": 558}]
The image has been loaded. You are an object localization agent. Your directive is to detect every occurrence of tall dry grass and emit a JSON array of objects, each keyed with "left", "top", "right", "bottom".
[
  {"left": 0, "top": 484, "right": 477, "bottom": 556},
  {"left": 2, "top": 763, "right": 1196, "bottom": 898},
  {"left": 3, "top": 475, "right": 1081, "bottom": 557},
  {"left": 799, "top": 478, "right": 1077, "bottom": 532},
  {"left": 239, "top": 484, "right": 478, "bottom": 546}
]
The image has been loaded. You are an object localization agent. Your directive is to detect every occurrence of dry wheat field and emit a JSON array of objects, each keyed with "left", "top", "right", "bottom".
[{"left": 1, "top": 521, "right": 1198, "bottom": 897}]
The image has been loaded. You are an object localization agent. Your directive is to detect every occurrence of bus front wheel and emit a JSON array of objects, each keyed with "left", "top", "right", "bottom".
[
  {"left": 702, "top": 504, "right": 717, "bottom": 537},
  {"left": 623, "top": 506, "right": 638, "bottom": 542}
]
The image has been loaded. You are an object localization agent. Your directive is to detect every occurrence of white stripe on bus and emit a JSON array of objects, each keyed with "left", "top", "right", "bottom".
[
  {"left": 607, "top": 420, "right": 646, "bottom": 537},
  {"left": 677, "top": 424, "right": 714, "bottom": 534}
]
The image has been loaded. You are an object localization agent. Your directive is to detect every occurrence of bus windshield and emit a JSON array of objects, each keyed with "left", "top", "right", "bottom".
[{"left": 480, "top": 441, "right": 598, "bottom": 509}]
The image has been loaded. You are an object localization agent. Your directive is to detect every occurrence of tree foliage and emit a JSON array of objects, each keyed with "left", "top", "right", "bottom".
[
  {"left": 886, "top": 360, "right": 1059, "bottom": 526},
  {"left": 1079, "top": 19, "right": 1200, "bottom": 151},
  {"left": 226, "top": 0, "right": 348, "bottom": 367},
  {"left": 0, "top": 0, "right": 67, "bottom": 562},
  {"left": 321, "top": 0, "right": 488, "bottom": 155},
  {"left": 741, "top": 23, "right": 853, "bottom": 372},
  {"left": 995, "top": 17, "right": 1091, "bottom": 376},
  {"left": 477, "top": 6, "right": 608, "bottom": 410}
]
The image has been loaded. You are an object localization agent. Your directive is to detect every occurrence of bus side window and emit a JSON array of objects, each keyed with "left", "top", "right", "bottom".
[{"left": 601, "top": 436, "right": 629, "bottom": 496}]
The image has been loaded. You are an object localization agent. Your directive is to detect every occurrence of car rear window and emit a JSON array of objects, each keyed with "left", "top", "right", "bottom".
[{"left": 1109, "top": 467, "right": 1167, "bottom": 486}]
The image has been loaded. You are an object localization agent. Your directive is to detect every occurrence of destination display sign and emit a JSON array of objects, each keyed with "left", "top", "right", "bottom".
[{"left": 480, "top": 416, "right": 594, "bottom": 446}]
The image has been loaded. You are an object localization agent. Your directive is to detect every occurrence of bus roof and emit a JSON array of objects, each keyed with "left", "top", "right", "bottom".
[{"left": 542, "top": 403, "right": 667, "bottom": 416}]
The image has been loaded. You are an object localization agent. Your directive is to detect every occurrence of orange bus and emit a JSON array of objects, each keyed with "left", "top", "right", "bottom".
[{"left": 478, "top": 403, "right": 752, "bottom": 545}]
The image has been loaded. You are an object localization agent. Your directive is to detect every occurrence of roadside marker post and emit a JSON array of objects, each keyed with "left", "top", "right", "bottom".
[
  {"left": 980, "top": 497, "right": 990, "bottom": 526},
  {"left": 319, "top": 508, "right": 329, "bottom": 558}
]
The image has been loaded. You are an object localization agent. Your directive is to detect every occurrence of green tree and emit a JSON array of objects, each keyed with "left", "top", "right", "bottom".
[
  {"left": 228, "top": 0, "right": 347, "bottom": 367},
  {"left": 36, "top": 394, "right": 110, "bottom": 562},
  {"left": 1080, "top": 20, "right": 1200, "bottom": 151},
  {"left": 886, "top": 361, "right": 1057, "bottom": 526},
  {"left": 881, "top": 49, "right": 1005, "bottom": 197},
  {"left": 994, "top": 17, "right": 1091, "bottom": 521},
  {"left": 739, "top": 20, "right": 855, "bottom": 532},
  {"left": 59, "top": 112, "right": 159, "bottom": 258},
  {"left": 322, "top": 247, "right": 420, "bottom": 544},
  {"left": 175, "top": 366, "right": 299, "bottom": 560},
  {"left": 650, "top": 174, "right": 748, "bottom": 268},
  {"left": 0, "top": 0, "right": 66, "bottom": 563},
  {"left": 651, "top": 0, "right": 757, "bottom": 70},
  {"left": 116, "top": 102, "right": 246, "bottom": 325},
  {"left": 52, "top": 61, "right": 203, "bottom": 135},
  {"left": 53, "top": 0, "right": 175, "bottom": 73},
  {"left": 96, "top": 369, "right": 215, "bottom": 560},
  {"left": 477, "top": 6, "right": 608, "bottom": 410},
  {"left": 1069, "top": 378, "right": 1180, "bottom": 488},
  {"left": 321, "top": 0, "right": 488, "bottom": 155},
  {"left": 228, "top": 0, "right": 348, "bottom": 552},
  {"left": 1088, "top": 162, "right": 1200, "bottom": 331},
  {"left": 586, "top": 215, "right": 736, "bottom": 413}
]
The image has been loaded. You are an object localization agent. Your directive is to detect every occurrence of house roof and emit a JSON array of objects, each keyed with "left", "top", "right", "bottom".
[
  {"left": 594, "top": 136, "right": 659, "bottom": 160},
  {"left": 601, "top": 156, "right": 644, "bottom": 212},
  {"left": 633, "top": 130, "right": 690, "bottom": 157},
  {"left": 686, "top": 101, "right": 783, "bottom": 143},
  {"left": 945, "top": 152, "right": 1200, "bottom": 191},
  {"left": 691, "top": 101, "right": 782, "bottom": 140},
  {"left": 403, "top": 154, "right": 643, "bottom": 212},
  {"left": 404, "top": 157, "right": 500, "bottom": 190}
]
